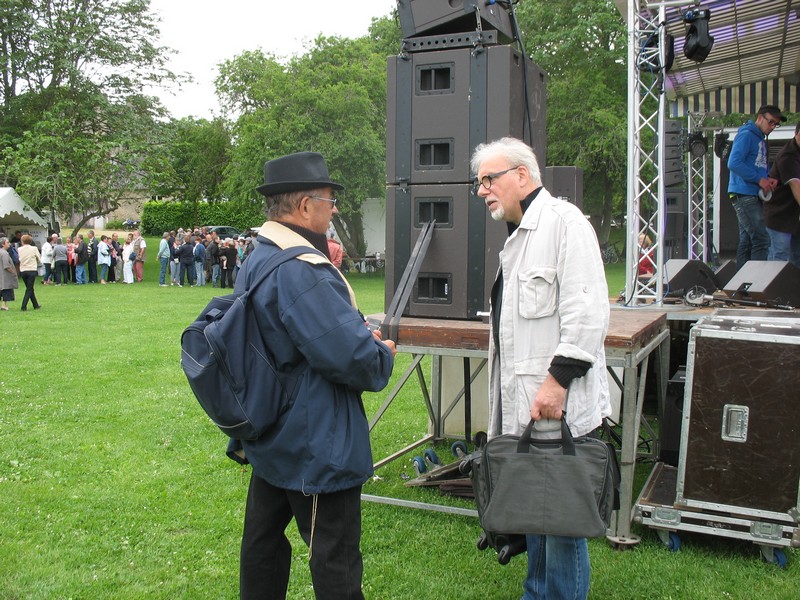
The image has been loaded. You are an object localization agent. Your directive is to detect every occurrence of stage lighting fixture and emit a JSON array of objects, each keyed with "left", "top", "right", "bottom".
[
  {"left": 684, "top": 9, "right": 714, "bottom": 62},
  {"left": 683, "top": 8, "right": 714, "bottom": 63},
  {"left": 638, "top": 32, "right": 675, "bottom": 73},
  {"left": 714, "top": 132, "right": 732, "bottom": 160},
  {"left": 689, "top": 132, "right": 708, "bottom": 158}
]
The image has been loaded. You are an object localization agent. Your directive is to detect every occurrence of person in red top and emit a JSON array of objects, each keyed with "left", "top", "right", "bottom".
[
  {"left": 327, "top": 232, "right": 343, "bottom": 269},
  {"left": 637, "top": 234, "right": 655, "bottom": 278}
]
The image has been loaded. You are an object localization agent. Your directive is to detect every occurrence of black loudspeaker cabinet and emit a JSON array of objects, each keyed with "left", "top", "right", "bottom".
[
  {"left": 664, "top": 258, "right": 719, "bottom": 295},
  {"left": 713, "top": 259, "right": 737, "bottom": 289},
  {"left": 723, "top": 260, "right": 800, "bottom": 306},
  {"left": 676, "top": 311, "right": 800, "bottom": 520},
  {"left": 387, "top": 45, "right": 546, "bottom": 186},
  {"left": 544, "top": 166, "right": 583, "bottom": 210},
  {"left": 659, "top": 368, "right": 685, "bottom": 467},
  {"left": 385, "top": 183, "right": 506, "bottom": 320},
  {"left": 397, "top": 0, "right": 515, "bottom": 44}
]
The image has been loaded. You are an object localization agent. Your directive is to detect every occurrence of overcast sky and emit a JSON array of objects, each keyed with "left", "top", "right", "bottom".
[{"left": 148, "top": 0, "right": 397, "bottom": 119}]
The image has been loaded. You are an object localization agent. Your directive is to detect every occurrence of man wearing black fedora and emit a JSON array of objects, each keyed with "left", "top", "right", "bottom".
[{"left": 233, "top": 151, "right": 396, "bottom": 599}]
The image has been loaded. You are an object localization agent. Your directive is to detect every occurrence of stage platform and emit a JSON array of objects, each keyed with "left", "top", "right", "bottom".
[{"left": 366, "top": 308, "right": 671, "bottom": 544}]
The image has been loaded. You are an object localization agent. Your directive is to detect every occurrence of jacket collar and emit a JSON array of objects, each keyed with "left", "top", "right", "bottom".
[
  {"left": 258, "top": 221, "right": 357, "bottom": 308},
  {"left": 512, "top": 187, "right": 550, "bottom": 235}
]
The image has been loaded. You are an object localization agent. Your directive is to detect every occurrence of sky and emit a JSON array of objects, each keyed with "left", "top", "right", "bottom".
[{"left": 147, "top": 0, "right": 397, "bottom": 120}]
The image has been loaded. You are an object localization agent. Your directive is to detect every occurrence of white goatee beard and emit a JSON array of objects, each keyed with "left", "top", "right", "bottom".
[{"left": 489, "top": 205, "right": 505, "bottom": 221}]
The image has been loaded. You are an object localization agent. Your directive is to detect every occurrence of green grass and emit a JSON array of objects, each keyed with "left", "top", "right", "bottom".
[{"left": 0, "top": 240, "right": 796, "bottom": 599}]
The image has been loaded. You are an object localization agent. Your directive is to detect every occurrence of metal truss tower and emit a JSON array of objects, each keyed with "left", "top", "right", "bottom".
[
  {"left": 625, "top": 1, "right": 670, "bottom": 304},
  {"left": 687, "top": 112, "right": 709, "bottom": 261}
]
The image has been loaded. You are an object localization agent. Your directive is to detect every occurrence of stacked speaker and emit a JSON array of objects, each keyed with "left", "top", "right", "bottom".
[
  {"left": 386, "top": 0, "right": 547, "bottom": 319},
  {"left": 662, "top": 119, "right": 688, "bottom": 260}
]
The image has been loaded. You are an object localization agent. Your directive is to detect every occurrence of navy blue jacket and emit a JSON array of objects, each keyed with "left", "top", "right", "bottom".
[{"left": 234, "top": 224, "right": 394, "bottom": 493}]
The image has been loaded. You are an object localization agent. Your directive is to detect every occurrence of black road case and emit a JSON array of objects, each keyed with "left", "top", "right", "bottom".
[{"left": 634, "top": 310, "right": 800, "bottom": 565}]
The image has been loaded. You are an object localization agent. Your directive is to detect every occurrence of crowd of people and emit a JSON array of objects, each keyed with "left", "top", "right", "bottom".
[
  {"left": 157, "top": 227, "right": 259, "bottom": 288},
  {"left": 0, "top": 226, "right": 270, "bottom": 312}
]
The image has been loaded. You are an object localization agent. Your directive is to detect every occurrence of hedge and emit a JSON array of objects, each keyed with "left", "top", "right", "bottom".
[{"left": 140, "top": 200, "right": 266, "bottom": 236}]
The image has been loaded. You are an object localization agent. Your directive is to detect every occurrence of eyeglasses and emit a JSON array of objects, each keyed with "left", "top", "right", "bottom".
[
  {"left": 473, "top": 167, "right": 517, "bottom": 193},
  {"left": 765, "top": 117, "right": 781, "bottom": 127},
  {"left": 310, "top": 195, "right": 338, "bottom": 207}
]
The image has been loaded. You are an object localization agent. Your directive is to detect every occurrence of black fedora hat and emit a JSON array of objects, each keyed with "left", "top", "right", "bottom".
[{"left": 256, "top": 151, "right": 344, "bottom": 196}]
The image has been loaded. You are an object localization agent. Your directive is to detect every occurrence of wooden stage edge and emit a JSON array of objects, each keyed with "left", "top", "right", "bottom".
[{"left": 368, "top": 307, "right": 668, "bottom": 353}]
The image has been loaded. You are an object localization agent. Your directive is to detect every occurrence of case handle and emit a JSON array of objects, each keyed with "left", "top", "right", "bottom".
[{"left": 516, "top": 415, "right": 576, "bottom": 456}]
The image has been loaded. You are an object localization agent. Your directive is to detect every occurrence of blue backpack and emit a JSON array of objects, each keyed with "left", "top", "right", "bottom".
[{"left": 180, "top": 245, "right": 319, "bottom": 440}]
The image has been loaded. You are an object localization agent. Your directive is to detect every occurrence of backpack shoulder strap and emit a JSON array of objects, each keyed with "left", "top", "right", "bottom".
[{"left": 245, "top": 245, "right": 324, "bottom": 295}]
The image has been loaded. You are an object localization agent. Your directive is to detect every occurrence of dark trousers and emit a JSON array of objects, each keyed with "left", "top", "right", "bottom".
[
  {"left": 240, "top": 473, "right": 364, "bottom": 600},
  {"left": 221, "top": 267, "right": 233, "bottom": 288},
  {"left": 21, "top": 271, "right": 40, "bottom": 309},
  {"left": 179, "top": 263, "right": 195, "bottom": 286},
  {"left": 54, "top": 261, "right": 69, "bottom": 284},
  {"left": 88, "top": 259, "right": 98, "bottom": 283}
]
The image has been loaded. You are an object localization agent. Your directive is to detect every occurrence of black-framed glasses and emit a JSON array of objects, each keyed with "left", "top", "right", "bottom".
[
  {"left": 472, "top": 167, "right": 517, "bottom": 193},
  {"left": 310, "top": 195, "right": 338, "bottom": 207},
  {"left": 765, "top": 117, "right": 781, "bottom": 127}
]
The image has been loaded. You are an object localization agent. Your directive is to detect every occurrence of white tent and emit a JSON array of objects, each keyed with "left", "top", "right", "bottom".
[{"left": 0, "top": 187, "right": 50, "bottom": 245}]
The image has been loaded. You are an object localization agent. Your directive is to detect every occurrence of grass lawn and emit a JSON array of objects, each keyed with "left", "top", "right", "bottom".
[{"left": 0, "top": 238, "right": 796, "bottom": 599}]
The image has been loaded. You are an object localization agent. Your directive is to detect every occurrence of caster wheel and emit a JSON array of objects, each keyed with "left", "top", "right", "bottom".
[
  {"left": 760, "top": 546, "right": 788, "bottom": 568},
  {"left": 474, "top": 431, "right": 488, "bottom": 448},
  {"left": 451, "top": 441, "right": 468, "bottom": 458},
  {"left": 412, "top": 456, "right": 426, "bottom": 476},
  {"left": 476, "top": 532, "right": 489, "bottom": 551},
  {"left": 424, "top": 448, "right": 441, "bottom": 466},
  {"left": 667, "top": 532, "right": 681, "bottom": 552}
]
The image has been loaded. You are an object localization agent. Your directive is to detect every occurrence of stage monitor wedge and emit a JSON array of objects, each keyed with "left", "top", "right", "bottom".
[
  {"left": 665, "top": 259, "right": 719, "bottom": 296},
  {"left": 723, "top": 261, "right": 800, "bottom": 306},
  {"left": 397, "top": 0, "right": 515, "bottom": 44}
]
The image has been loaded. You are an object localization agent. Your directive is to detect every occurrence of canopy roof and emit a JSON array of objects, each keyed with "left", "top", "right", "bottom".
[
  {"left": 0, "top": 187, "right": 49, "bottom": 228},
  {"left": 618, "top": 0, "right": 800, "bottom": 116}
]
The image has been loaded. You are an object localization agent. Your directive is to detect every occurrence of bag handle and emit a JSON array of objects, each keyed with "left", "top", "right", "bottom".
[{"left": 516, "top": 416, "right": 577, "bottom": 456}]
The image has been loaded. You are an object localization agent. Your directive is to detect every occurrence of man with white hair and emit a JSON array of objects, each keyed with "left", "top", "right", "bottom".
[{"left": 471, "top": 137, "right": 611, "bottom": 600}]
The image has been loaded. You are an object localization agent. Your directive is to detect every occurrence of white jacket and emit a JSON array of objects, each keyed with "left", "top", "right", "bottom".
[{"left": 488, "top": 188, "right": 611, "bottom": 438}]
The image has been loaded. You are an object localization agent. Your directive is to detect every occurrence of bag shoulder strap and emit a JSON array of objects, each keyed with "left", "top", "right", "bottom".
[{"left": 244, "top": 245, "right": 324, "bottom": 297}]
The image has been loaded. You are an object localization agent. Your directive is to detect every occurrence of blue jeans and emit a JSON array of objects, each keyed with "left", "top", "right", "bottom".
[
  {"left": 730, "top": 194, "right": 770, "bottom": 271},
  {"left": 767, "top": 227, "right": 800, "bottom": 268},
  {"left": 211, "top": 263, "right": 220, "bottom": 287},
  {"left": 194, "top": 262, "right": 205, "bottom": 286},
  {"left": 159, "top": 257, "right": 169, "bottom": 285},
  {"left": 522, "top": 535, "right": 590, "bottom": 600},
  {"left": 99, "top": 264, "right": 109, "bottom": 281},
  {"left": 75, "top": 264, "right": 87, "bottom": 284}
]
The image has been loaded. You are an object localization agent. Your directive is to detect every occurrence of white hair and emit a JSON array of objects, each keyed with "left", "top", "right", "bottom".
[{"left": 470, "top": 137, "right": 541, "bottom": 185}]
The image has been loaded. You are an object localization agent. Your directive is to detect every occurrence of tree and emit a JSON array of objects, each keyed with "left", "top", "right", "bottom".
[
  {"left": 514, "top": 0, "right": 628, "bottom": 242},
  {"left": 150, "top": 116, "right": 232, "bottom": 225},
  {"left": 0, "top": 0, "right": 177, "bottom": 229},
  {"left": 2, "top": 91, "right": 167, "bottom": 236},
  {"left": 215, "top": 31, "right": 391, "bottom": 257}
]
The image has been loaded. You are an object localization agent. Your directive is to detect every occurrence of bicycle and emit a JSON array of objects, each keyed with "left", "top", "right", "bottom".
[{"left": 600, "top": 242, "right": 623, "bottom": 264}]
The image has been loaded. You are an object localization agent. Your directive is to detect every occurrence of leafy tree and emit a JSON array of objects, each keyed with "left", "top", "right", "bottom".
[
  {"left": 0, "top": 0, "right": 176, "bottom": 230},
  {"left": 216, "top": 32, "right": 391, "bottom": 257},
  {"left": 149, "top": 116, "right": 232, "bottom": 226},
  {"left": 514, "top": 0, "right": 628, "bottom": 242}
]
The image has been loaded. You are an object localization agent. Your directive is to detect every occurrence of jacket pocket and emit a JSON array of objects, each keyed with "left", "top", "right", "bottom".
[{"left": 518, "top": 266, "right": 558, "bottom": 319}]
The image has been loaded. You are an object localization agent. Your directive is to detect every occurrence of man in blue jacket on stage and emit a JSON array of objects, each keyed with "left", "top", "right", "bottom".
[
  {"left": 235, "top": 151, "right": 396, "bottom": 600},
  {"left": 727, "top": 105, "right": 786, "bottom": 270}
]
